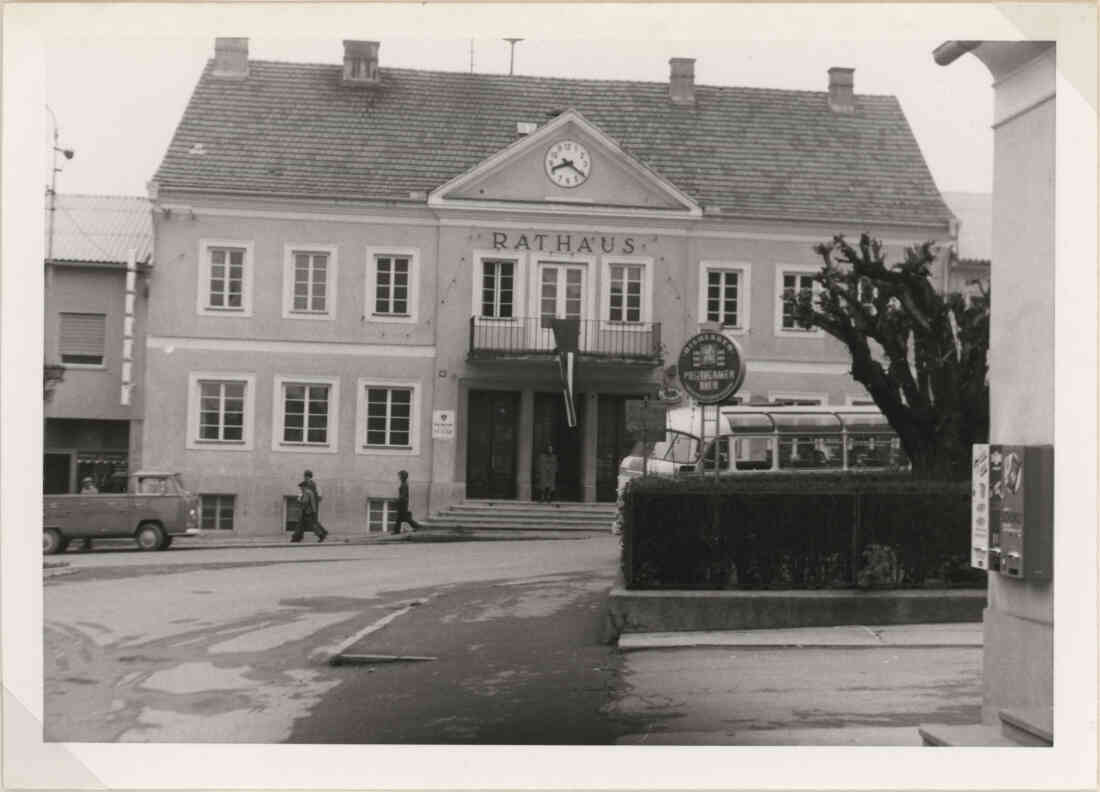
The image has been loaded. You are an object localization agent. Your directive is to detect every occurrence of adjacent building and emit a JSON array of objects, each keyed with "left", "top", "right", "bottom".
[
  {"left": 942, "top": 190, "right": 992, "bottom": 298},
  {"left": 43, "top": 194, "right": 152, "bottom": 493},
  {"left": 144, "top": 38, "right": 955, "bottom": 535}
]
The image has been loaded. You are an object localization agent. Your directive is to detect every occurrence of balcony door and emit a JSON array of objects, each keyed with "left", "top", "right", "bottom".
[{"left": 535, "top": 262, "right": 586, "bottom": 350}]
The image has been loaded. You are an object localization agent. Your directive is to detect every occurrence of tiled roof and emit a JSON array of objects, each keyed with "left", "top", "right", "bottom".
[
  {"left": 154, "top": 60, "right": 953, "bottom": 227},
  {"left": 46, "top": 194, "right": 153, "bottom": 265}
]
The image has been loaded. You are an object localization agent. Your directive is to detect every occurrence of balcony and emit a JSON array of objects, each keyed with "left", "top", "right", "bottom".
[{"left": 468, "top": 316, "right": 662, "bottom": 363}]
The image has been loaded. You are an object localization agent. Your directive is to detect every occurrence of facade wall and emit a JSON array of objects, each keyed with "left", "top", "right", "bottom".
[
  {"left": 145, "top": 190, "right": 949, "bottom": 534},
  {"left": 45, "top": 265, "right": 146, "bottom": 420},
  {"left": 971, "top": 43, "right": 1055, "bottom": 724},
  {"left": 44, "top": 263, "right": 147, "bottom": 492}
]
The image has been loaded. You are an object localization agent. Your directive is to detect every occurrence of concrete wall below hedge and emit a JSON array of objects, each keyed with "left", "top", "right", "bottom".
[{"left": 607, "top": 586, "right": 987, "bottom": 637}]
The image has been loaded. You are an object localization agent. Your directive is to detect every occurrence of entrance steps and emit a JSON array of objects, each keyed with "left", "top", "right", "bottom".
[{"left": 423, "top": 500, "right": 617, "bottom": 533}]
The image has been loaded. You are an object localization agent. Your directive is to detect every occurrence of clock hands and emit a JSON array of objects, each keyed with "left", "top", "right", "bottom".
[{"left": 552, "top": 158, "right": 589, "bottom": 176}]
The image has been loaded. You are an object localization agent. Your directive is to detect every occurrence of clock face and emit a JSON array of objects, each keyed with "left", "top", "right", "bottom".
[{"left": 545, "top": 140, "right": 592, "bottom": 188}]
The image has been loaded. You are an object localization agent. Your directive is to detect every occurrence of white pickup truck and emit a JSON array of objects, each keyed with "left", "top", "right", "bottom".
[{"left": 43, "top": 471, "right": 200, "bottom": 554}]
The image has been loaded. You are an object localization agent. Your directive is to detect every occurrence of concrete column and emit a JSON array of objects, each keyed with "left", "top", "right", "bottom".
[
  {"left": 516, "top": 389, "right": 534, "bottom": 501},
  {"left": 582, "top": 392, "right": 599, "bottom": 502}
]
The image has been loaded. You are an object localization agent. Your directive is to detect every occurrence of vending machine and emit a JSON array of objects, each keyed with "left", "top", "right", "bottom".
[{"left": 971, "top": 444, "right": 1054, "bottom": 581}]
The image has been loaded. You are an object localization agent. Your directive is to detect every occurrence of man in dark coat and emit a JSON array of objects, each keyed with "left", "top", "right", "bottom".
[
  {"left": 291, "top": 470, "right": 328, "bottom": 543},
  {"left": 392, "top": 470, "right": 422, "bottom": 534}
]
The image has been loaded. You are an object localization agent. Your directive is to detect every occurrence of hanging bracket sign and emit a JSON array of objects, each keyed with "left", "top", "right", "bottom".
[{"left": 677, "top": 332, "right": 746, "bottom": 404}]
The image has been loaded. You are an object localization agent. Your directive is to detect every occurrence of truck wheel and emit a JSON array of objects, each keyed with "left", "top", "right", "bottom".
[
  {"left": 136, "top": 523, "right": 166, "bottom": 551},
  {"left": 43, "top": 528, "right": 64, "bottom": 555}
]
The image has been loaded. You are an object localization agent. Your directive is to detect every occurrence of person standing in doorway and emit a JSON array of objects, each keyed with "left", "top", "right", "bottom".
[
  {"left": 536, "top": 443, "right": 558, "bottom": 503},
  {"left": 291, "top": 470, "right": 327, "bottom": 543},
  {"left": 393, "top": 470, "right": 422, "bottom": 534}
]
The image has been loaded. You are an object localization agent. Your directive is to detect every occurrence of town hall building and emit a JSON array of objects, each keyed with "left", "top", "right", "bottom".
[{"left": 143, "top": 38, "right": 955, "bottom": 535}]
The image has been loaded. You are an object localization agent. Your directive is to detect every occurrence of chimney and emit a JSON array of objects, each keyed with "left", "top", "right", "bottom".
[
  {"left": 669, "top": 58, "right": 696, "bottom": 106},
  {"left": 213, "top": 38, "right": 249, "bottom": 78},
  {"left": 343, "top": 40, "right": 380, "bottom": 85},
  {"left": 828, "top": 67, "right": 855, "bottom": 113}
]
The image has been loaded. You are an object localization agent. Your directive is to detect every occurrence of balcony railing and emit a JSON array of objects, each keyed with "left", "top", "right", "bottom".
[{"left": 468, "top": 316, "right": 661, "bottom": 361}]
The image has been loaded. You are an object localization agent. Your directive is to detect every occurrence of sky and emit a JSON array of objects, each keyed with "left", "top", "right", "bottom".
[{"left": 41, "top": 32, "right": 995, "bottom": 200}]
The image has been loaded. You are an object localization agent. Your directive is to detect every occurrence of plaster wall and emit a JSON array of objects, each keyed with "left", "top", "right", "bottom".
[
  {"left": 45, "top": 265, "right": 146, "bottom": 420},
  {"left": 973, "top": 42, "right": 1055, "bottom": 726}
]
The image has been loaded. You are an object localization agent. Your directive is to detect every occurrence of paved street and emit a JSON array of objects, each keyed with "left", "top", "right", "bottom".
[{"left": 44, "top": 536, "right": 981, "bottom": 745}]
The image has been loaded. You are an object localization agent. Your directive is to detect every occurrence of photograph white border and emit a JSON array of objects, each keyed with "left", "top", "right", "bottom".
[{"left": 4, "top": 3, "right": 1096, "bottom": 790}]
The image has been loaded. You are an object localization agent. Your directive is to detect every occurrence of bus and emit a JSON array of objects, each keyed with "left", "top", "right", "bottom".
[{"left": 618, "top": 405, "right": 907, "bottom": 489}]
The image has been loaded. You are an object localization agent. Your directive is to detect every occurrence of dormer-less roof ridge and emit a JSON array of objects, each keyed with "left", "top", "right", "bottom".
[{"left": 219, "top": 57, "right": 902, "bottom": 100}]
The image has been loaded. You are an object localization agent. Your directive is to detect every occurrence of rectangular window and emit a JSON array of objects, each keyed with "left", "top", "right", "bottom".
[
  {"left": 367, "top": 498, "right": 398, "bottom": 533},
  {"left": 609, "top": 265, "right": 643, "bottom": 323},
  {"left": 480, "top": 259, "right": 515, "bottom": 319},
  {"left": 374, "top": 255, "right": 410, "bottom": 316},
  {"left": 282, "top": 383, "right": 330, "bottom": 445},
  {"left": 291, "top": 252, "right": 328, "bottom": 313},
  {"left": 59, "top": 312, "right": 106, "bottom": 366},
  {"left": 706, "top": 270, "right": 740, "bottom": 327},
  {"left": 198, "top": 380, "right": 246, "bottom": 442},
  {"left": 207, "top": 247, "right": 246, "bottom": 310},
  {"left": 365, "top": 387, "right": 412, "bottom": 448},
  {"left": 781, "top": 272, "right": 816, "bottom": 330},
  {"left": 200, "top": 494, "right": 235, "bottom": 531}
]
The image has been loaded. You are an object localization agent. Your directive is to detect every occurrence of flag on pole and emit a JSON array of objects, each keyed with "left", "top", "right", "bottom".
[{"left": 550, "top": 319, "right": 580, "bottom": 428}]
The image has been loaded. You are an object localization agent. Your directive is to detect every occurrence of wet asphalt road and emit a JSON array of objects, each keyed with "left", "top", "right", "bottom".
[
  {"left": 290, "top": 573, "right": 642, "bottom": 744},
  {"left": 43, "top": 536, "right": 981, "bottom": 745},
  {"left": 43, "top": 536, "right": 635, "bottom": 743}
]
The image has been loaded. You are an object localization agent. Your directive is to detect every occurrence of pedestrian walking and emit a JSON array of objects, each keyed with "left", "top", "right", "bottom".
[
  {"left": 291, "top": 470, "right": 328, "bottom": 543},
  {"left": 536, "top": 443, "right": 558, "bottom": 503},
  {"left": 392, "top": 470, "right": 422, "bottom": 534}
]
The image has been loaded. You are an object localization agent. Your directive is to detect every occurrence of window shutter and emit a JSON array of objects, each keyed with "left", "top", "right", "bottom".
[{"left": 59, "top": 313, "right": 106, "bottom": 357}]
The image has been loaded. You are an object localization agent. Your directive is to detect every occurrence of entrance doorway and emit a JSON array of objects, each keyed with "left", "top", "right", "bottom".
[
  {"left": 533, "top": 392, "right": 585, "bottom": 502},
  {"left": 467, "top": 390, "right": 520, "bottom": 500},
  {"left": 596, "top": 395, "right": 664, "bottom": 502}
]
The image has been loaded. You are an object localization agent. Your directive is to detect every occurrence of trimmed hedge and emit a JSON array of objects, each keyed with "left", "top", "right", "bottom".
[{"left": 620, "top": 472, "right": 983, "bottom": 590}]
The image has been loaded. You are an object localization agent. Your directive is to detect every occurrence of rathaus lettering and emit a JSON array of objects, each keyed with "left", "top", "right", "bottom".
[{"left": 491, "top": 232, "right": 636, "bottom": 255}]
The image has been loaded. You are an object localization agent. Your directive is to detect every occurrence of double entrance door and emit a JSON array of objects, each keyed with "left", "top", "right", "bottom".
[
  {"left": 466, "top": 391, "right": 520, "bottom": 500},
  {"left": 465, "top": 389, "right": 585, "bottom": 501}
]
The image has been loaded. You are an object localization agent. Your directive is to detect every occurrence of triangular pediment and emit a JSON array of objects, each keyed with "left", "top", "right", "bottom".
[{"left": 429, "top": 109, "right": 701, "bottom": 216}]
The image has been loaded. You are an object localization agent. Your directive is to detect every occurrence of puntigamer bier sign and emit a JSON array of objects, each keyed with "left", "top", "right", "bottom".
[{"left": 677, "top": 332, "right": 746, "bottom": 404}]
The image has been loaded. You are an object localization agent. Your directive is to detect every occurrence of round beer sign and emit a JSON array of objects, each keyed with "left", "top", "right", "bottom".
[{"left": 677, "top": 332, "right": 746, "bottom": 404}]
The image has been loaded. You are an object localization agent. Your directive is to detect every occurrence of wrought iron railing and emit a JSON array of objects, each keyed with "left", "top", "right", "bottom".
[{"left": 468, "top": 316, "right": 661, "bottom": 360}]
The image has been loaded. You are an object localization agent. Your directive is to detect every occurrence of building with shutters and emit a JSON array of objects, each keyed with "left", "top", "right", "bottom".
[
  {"left": 43, "top": 194, "right": 152, "bottom": 493},
  {"left": 143, "top": 37, "right": 956, "bottom": 535}
]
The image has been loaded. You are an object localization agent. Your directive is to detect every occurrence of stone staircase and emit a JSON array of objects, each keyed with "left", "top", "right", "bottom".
[{"left": 421, "top": 500, "right": 617, "bottom": 534}]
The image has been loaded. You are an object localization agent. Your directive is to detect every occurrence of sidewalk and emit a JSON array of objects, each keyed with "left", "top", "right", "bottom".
[
  {"left": 612, "top": 622, "right": 985, "bottom": 746},
  {"left": 181, "top": 527, "right": 597, "bottom": 550}
]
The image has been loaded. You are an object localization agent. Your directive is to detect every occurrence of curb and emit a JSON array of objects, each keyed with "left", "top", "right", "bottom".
[{"left": 617, "top": 623, "right": 984, "bottom": 650}]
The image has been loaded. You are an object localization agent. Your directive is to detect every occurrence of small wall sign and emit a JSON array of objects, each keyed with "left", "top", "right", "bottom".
[{"left": 432, "top": 410, "right": 456, "bottom": 440}]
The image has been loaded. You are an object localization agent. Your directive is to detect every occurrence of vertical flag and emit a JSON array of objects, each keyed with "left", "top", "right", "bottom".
[{"left": 551, "top": 318, "right": 580, "bottom": 428}]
